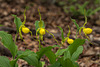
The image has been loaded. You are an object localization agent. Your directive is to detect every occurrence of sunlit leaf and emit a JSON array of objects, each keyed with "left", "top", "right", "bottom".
[
  {"left": 64, "top": 51, "right": 71, "bottom": 60},
  {"left": 55, "top": 48, "right": 67, "bottom": 57},
  {"left": 71, "top": 46, "right": 83, "bottom": 61}
]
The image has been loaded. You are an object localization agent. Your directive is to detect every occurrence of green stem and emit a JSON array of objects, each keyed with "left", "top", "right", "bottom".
[
  {"left": 79, "top": 27, "right": 84, "bottom": 39},
  {"left": 60, "top": 41, "right": 64, "bottom": 47},
  {"left": 39, "top": 35, "right": 41, "bottom": 50},
  {"left": 19, "top": 25, "right": 24, "bottom": 40},
  {"left": 38, "top": 9, "right": 41, "bottom": 21},
  {"left": 45, "top": 30, "right": 60, "bottom": 45},
  {"left": 14, "top": 33, "right": 18, "bottom": 43},
  {"left": 85, "top": 35, "right": 93, "bottom": 45},
  {"left": 75, "top": 31, "right": 78, "bottom": 39},
  {"left": 36, "top": 29, "right": 41, "bottom": 50}
]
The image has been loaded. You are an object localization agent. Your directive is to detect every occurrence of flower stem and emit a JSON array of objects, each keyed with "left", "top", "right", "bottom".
[
  {"left": 39, "top": 35, "right": 41, "bottom": 50},
  {"left": 14, "top": 33, "right": 18, "bottom": 43}
]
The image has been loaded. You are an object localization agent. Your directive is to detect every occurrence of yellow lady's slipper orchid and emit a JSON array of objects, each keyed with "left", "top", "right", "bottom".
[
  {"left": 22, "top": 27, "right": 30, "bottom": 33},
  {"left": 39, "top": 28, "right": 45, "bottom": 35},
  {"left": 67, "top": 38, "right": 74, "bottom": 44},
  {"left": 83, "top": 28, "right": 92, "bottom": 34}
]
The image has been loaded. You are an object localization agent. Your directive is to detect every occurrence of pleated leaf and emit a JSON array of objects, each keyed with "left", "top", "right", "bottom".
[
  {"left": 0, "top": 56, "right": 11, "bottom": 67},
  {"left": 0, "top": 31, "right": 18, "bottom": 58}
]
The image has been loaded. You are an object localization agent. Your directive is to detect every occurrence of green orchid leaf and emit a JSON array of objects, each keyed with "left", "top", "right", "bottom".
[
  {"left": 17, "top": 50, "right": 39, "bottom": 67},
  {"left": 55, "top": 48, "right": 67, "bottom": 57},
  {"left": 71, "top": 46, "right": 83, "bottom": 61},
  {"left": 12, "top": 15, "right": 22, "bottom": 33},
  {"left": 35, "top": 21, "right": 45, "bottom": 31},
  {"left": 37, "top": 46, "right": 56, "bottom": 64},
  {"left": 45, "top": 50, "right": 56, "bottom": 64},
  {"left": 48, "top": 62, "right": 60, "bottom": 67},
  {"left": 71, "top": 19, "right": 80, "bottom": 31},
  {"left": 0, "top": 56, "right": 11, "bottom": 67},
  {"left": 58, "top": 57, "right": 74, "bottom": 67},
  {"left": 64, "top": 51, "right": 71, "bottom": 60},
  {"left": 0, "top": 31, "right": 18, "bottom": 59},
  {"left": 58, "top": 26, "right": 64, "bottom": 42},
  {"left": 68, "top": 38, "right": 85, "bottom": 56}
]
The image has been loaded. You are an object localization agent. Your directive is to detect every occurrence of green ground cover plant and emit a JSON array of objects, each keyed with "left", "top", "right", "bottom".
[
  {"left": 0, "top": 9, "right": 93, "bottom": 67},
  {"left": 58, "top": 0, "right": 100, "bottom": 16}
]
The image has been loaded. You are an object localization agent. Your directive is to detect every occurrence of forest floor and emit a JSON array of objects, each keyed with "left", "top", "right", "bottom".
[{"left": 0, "top": 0, "right": 100, "bottom": 67}]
